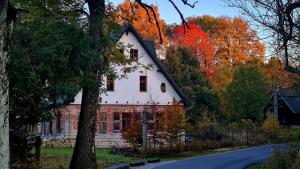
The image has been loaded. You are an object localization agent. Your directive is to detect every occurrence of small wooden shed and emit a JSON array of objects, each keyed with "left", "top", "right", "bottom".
[{"left": 265, "top": 89, "right": 300, "bottom": 125}]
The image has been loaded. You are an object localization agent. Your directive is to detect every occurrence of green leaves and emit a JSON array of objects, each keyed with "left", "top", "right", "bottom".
[
  {"left": 162, "top": 47, "right": 220, "bottom": 125},
  {"left": 225, "top": 66, "right": 268, "bottom": 122},
  {"left": 8, "top": 18, "right": 90, "bottom": 127}
]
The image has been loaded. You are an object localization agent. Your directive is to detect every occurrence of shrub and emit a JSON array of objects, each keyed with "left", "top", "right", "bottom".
[
  {"left": 122, "top": 115, "right": 143, "bottom": 149},
  {"left": 263, "top": 114, "right": 280, "bottom": 140},
  {"left": 267, "top": 144, "right": 300, "bottom": 169}
]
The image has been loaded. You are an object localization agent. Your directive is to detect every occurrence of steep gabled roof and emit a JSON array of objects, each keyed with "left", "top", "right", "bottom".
[
  {"left": 278, "top": 89, "right": 300, "bottom": 114},
  {"left": 119, "top": 23, "right": 194, "bottom": 108}
]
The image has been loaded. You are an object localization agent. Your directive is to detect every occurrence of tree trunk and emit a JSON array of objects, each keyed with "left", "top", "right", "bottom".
[
  {"left": 69, "top": 0, "right": 105, "bottom": 169},
  {"left": 0, "top": 1, "right": 13, "bottom": 169}
]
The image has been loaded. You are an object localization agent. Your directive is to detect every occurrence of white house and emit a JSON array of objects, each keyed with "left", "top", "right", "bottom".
[{"left": 39, "top": 24, "right": 193, "bottom": 147}]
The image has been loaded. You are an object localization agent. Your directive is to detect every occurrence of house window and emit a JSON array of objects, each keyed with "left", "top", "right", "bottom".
[
  {"left": 160, "top": 83, "right": 166, "bottom": 93},
  {"left": 99, "top": 112, "right": 107, "bottom": 133},
  {"left": 113, "top": 112, "right": 120, "bottom": 132},
  {"left": 130, "top": 49, "right": 138, "bottom": 61},
  {"left": 140, "top": 76, "right": 147, "bottom": 92},
  {"left": 148, "top": 113, "right": 154, "bottom": 130},
  {"left": 122, "top": 112, "right": 131, "bottom": 132},
  {"left": 107, "top": 76, "right": 114, "bottom": 91}
]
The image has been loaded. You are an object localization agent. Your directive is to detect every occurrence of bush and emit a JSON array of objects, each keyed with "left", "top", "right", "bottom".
[
  {"left": 266, "top": 144, "right": 300, "bottom": 169},
  {"left": 263, "top": 114, "right": 280, "bottom": 140}
]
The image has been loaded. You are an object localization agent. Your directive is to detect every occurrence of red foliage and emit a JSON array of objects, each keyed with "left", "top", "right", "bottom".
[{"left": 172, "top": 24, "right": 215, "bottom": 78}]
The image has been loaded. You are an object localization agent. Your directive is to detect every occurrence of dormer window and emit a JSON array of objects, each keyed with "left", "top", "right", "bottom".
[
  {"left": 130, "top": 49, "right": 138, "bottom": 61},
  {"left": 107, "top": 76, "right": 114, "bottom": 91}
]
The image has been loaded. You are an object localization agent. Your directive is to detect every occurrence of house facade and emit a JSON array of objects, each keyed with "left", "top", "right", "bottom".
[{"left": 39, "top": 24, "right": 193, "bottom": 147}]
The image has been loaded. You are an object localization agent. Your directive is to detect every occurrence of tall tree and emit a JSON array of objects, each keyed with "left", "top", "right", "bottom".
[
  {"left": 8, "top": 18, "right": 91, "bottom": 164},
  {"left": 263, "top": 57, "right": 300, "bottom": 90},
  {"left": 69, "top": 1, "right": 106, "bottom": 168},
  {"left": 6, "top": 0, "right": 199, "bottom": 168},
  {"left": 162, "top": 47, "right": 220, "bottom": 125},
  {"left": 69, "top": 1, "right": 199, "bottom": 168},
  {"left": 225, "top": 65, "right": 268, "bottom": 121},
  {"left": 0, "top": 1, "right": 15, "bottom": 168},
  {"left": 226, "top": 0, "right": 300, "bottom": 73},
  {"left": 117, "top": 0, "right": 169, "bottom": 45},
  {"left": 171, "top": 24, "right": 215, "bottom": 78}
]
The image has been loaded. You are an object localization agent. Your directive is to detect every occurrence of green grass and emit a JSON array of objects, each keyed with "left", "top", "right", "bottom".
[
  {"left": 39, "top": 147, "right": 229, "bottom": 169},
  {"left": 40, "top": 147, "right": 141, "bottom": 169}
]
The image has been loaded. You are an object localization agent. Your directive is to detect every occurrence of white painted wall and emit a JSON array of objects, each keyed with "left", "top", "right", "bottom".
[{"left": 73, "top": 31, "right": 182, "bottom": 106}]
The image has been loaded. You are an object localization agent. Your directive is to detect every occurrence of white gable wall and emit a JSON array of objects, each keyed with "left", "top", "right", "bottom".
[{"left": 73, "top": 31, "right": 182, "bottom": 106}]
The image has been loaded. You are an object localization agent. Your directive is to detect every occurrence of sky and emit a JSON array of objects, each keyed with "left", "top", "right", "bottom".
[{"left": 111, "top": 0, "right": 242, "bottom": 24}]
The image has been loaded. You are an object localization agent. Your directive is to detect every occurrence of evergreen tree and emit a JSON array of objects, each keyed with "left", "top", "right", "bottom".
[
  {"left": 225, "top": 65, "right": 268, "bottom": 122},
  {"left": 162, "top": 47, "right": 220, "bottom": 126}
]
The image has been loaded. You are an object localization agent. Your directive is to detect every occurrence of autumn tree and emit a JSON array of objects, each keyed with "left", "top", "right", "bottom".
[
  {"left": 226, "top": 0, "right": 300, "bottom": 73},
  {"left": 122, "top": 114, "right": 143, "bottom": 149},
  {"left": 117, "top": 0, "right": 169, "bottom": 45},
  {"left": 263, "top": 114, "right": 280, "bottom": 139},
  {"left": 210, "top": 67, "right": 234, "bottom": 118},
  {"left": 165, "top": 101, "right": 186, "bottom": 145},
  {"left": 263, "top": 57, "right": 300, "bottom": 90},
  {"left": 189, "top": 16, "right": 266, "bottom": 118},
  {"left": 188, "top": 16, "right": 265, "bottom": 68},
  {"left": 171, "top": 24, "right": 215, "bottom": 78},
  {"left": 162, "top": 47, "right": 220, "bottom": 125},
  {"left": 212, "top": 17, "right": 265, "bottom": 67}
]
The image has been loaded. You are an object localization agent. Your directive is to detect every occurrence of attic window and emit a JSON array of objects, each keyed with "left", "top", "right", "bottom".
[
  {"left": 107, "top": 76, "right": 114, "bottom": 91},
  {"left": 140, "top": 76, "right": 147, "bottom": 92},
  {"left": 160, "top": 83, "right": 166, "bottom": 93},
  {"left": 130, "top": 49, "right": 138, "bottom": 61}
]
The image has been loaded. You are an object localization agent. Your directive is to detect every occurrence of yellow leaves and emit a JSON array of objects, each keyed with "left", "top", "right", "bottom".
[
  {"left": 164, "top": 100, "right": 186, "bottom": 132},
  {"left": 263, "top": 57, "right": 300, "bottom": 90},
  {"left": 263, "top": 114, "right": 280, "bottom": 137}
]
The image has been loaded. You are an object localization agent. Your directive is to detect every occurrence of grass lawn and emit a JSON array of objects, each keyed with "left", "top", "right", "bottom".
[
  {"left": 39, "top": 147, "right": 229, "bottom": 169},
  {"left": 41, "top": 147, "right": 139, "bottom": 169}
]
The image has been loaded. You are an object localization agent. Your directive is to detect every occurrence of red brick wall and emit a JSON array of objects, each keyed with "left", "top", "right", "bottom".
[{"left": 58, "top": 104, "right": 184, "bottom": 147}]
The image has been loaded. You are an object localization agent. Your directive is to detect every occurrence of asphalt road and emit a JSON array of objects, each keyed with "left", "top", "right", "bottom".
[{"left": 150, "top": 144, "right": 287, "bottom": 169}]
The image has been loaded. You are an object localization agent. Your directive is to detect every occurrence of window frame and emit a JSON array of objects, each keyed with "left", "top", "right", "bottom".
[
  {"left": 113, "top": 112, "right": 120, "bottom": 133},
  {"left": 106, "top": 76, "right": 114, "bottom": 91},
  {"left": 130, "top": 49, "right": 138, "bottom": 61},
  {"left": 160, "top": 83, "right": 166, "bottom": 93},
  {"left": 122, "top": 112, "right": 131, "bottom": 132},
  {"left": 99, "top": 112, "right": 107, "bottom": 133},
  {"left": 140, "top": 76, "right": 147, "bottom": 92}
]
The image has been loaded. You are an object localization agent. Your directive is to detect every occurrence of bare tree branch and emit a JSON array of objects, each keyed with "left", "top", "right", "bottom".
[
  {"left": 134, "top": 0, "right": 198, "bottom": 43},
  {"left": 135, "top": 0, "right": 163, "bottom": 43}
]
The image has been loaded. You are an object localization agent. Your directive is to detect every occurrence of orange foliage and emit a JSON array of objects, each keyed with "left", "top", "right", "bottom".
[
  {"left": 263, "top": 57, "right": 300, "bottom": 90},
  {"left": 117, "top": 0, "right": 169, "bottom": 45},
  {"left": 171, "top": 24, "right": 215, "bottom": 78},
  {"left": 210, "top": 17, "right": 265, "bottom": 66},
  {"left": 164, "top": 100, "right": 186, "bottom": 143}
]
